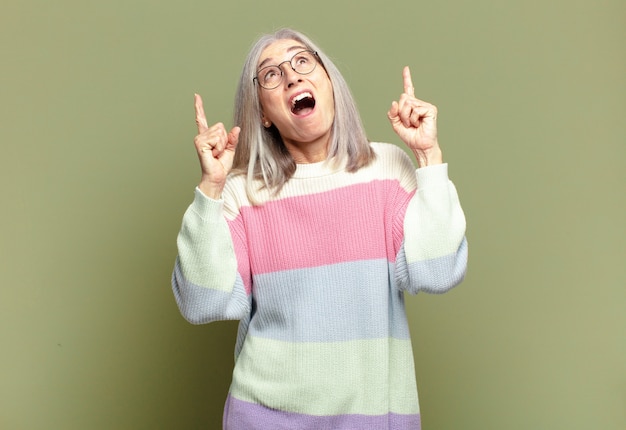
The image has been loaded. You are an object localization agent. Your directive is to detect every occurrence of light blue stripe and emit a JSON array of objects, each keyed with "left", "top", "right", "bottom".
[
  {"left": 172, "top": 259, "right": 250, "bottom": 324},
  {"left": 395, "top": 237, "right": 468, "bottom": 294},
  {"left": 249, "top": 259, "right": 410, "bottom": 342}
]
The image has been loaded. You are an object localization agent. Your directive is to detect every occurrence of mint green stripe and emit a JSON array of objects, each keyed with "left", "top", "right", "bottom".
[
  {"left": 176, "top": 191, "right": 237, "bottom": 292},
  {"left": 230, "top": 336, "right": 419, "bottom": 416}
]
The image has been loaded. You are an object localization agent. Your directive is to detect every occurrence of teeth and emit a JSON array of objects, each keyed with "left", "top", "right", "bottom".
[{"left": 292, "top": 92, "right": 313, "bottom": 107}]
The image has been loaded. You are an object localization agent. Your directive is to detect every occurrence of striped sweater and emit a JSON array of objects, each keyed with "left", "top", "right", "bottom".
[{"left": 172, "top": 142, "right": 468, "bottom": 430}]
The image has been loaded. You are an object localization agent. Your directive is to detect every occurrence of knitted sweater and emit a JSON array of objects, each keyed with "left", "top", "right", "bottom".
[{"left": 172, "top": 142, "right": 468, "bottom": 430}]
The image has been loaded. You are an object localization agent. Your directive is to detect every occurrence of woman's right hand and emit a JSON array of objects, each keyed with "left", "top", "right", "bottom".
[{"left": 193, "top": 93, "right": 240, "bottom": 199}]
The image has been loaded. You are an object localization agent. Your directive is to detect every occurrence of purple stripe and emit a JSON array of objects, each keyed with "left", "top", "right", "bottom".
[{"left": 223, "top": 395, "right": 421, "bottom": 430}]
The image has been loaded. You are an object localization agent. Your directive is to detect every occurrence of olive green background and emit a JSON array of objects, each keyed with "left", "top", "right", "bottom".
[{"left": 1, "top": 0, "right": 624, "bottom": 429}]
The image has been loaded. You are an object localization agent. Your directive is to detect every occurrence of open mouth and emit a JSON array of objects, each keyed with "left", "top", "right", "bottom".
[{"left": 291, "top": 92, "right": 316, "bottom": 115}]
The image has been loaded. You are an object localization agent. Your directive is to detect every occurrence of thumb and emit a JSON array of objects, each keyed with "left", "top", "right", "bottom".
[
  {"left": 387, "top": 101, "right": 401, "bottom": 124},
  {"left": 226, "top": 126, "right": 241, "bottom": 151}
]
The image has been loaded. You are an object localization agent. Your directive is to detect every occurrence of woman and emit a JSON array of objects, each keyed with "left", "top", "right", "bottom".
[{"left": 172, "top": 28, "right": 468, "bottom": 430}]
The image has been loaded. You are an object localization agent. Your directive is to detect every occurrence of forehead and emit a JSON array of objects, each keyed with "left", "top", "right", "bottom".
[{"left": 258, "top": 39, "right": 307, "bottom": 68}]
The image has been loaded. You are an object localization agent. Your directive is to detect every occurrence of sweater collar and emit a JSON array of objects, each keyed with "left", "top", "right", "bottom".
[{"left": 292, "top": 158, "right": 344, "bottom": 179}]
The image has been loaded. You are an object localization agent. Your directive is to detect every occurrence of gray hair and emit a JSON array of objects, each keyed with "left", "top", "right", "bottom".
[{"left": 231, "top": 28, "right": 374, "bottom": 202}]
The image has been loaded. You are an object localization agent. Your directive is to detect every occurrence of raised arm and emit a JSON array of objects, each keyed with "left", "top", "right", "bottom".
[
  {"left": 387, "top": 69, "right": 467, "bottom": 294},
  {"left": 171, "top": 96, "right": 249, "bottom": 324}
]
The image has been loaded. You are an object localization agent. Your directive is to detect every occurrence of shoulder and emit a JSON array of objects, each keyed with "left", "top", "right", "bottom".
[
  {"left": 369, "top": 142, "right": 414, "bottom": 168},
  {"left": 221, "top": 173, "right": 251, "bottom": 218},
  {"left": 363, "top": 142, "right": 417, "bottom": 186}
]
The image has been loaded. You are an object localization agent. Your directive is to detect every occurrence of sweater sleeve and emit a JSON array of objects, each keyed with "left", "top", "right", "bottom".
[
  {"left": 395, "top": 163, "right": 468, "bottom": 294},
  {"left": 171, "top": 187, "right": 251, "bottom": 324}
]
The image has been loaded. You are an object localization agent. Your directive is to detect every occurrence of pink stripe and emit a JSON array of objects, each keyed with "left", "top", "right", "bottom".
[
  {"left": 232, "top": 180, "right": 411, "bottom": 275},
  {"left": 227, "top": 216, "right": 253, "bottom": 294}
]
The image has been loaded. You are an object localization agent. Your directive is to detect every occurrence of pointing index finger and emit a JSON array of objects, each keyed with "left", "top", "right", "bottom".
[
  {"left": 403, "top": 66, "right": 414, "bottom": 97},
  {"left": 194, "top": 93, "right": 209, "bottom": 133}
]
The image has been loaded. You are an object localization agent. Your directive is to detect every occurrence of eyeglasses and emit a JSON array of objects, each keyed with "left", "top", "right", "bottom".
[{"left": 253, "top": 50, "right": 319, "bottom": 90}]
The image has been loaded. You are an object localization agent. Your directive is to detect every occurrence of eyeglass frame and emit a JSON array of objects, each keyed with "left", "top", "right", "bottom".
[{"left": 253, "top": 50, "right": 320, "bottom": 90}]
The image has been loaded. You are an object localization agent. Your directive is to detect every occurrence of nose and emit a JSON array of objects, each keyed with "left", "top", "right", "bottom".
[{"left": 281, "top": 65, "right": 302, "bottom": 87}]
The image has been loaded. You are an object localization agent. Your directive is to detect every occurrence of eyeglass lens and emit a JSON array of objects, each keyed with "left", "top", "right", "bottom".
[{"left": 257, "top": 51, "right": 317, "bottom": 89}]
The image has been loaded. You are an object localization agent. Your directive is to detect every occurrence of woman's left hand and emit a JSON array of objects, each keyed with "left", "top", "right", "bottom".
[{"left": 387, "top": 66, "right": 442, "bottom": 166}]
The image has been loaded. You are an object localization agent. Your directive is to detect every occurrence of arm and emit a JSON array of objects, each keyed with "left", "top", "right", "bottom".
[
  {"left": 395, "top": 164, "right": 468, "bottom": 294},
  {"left": 388, "top": 68, "right": 467, "bottom": 293},
  {"left": 172, "top": 189, "right": 251, "bottom": 324},
  {"left": 171, "top": 94, "right": 249, "bottom": 324}
]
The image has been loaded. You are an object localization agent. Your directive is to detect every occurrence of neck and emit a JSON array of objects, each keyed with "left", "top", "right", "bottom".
[
  {"left": 290, "top": 148, "right": 328, "bottom": 164},
  {"left": 283, "top": 132, "right": 331, "bottom": 164}
]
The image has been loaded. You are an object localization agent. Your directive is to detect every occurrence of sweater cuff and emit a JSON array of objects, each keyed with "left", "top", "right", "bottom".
[
  {"left": 190, "top": 187, "right": 225, "bottom": 222},
  {"left": 415, "top": 163, "right": 449, "bottom": 189}
]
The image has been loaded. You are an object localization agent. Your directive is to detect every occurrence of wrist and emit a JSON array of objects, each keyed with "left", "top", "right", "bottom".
[
  {"left": 412, "top": 146, "right": 443, "bottom": 168},
  {"left": 198, "top": 177, "right": 224, "bottom": 200}
]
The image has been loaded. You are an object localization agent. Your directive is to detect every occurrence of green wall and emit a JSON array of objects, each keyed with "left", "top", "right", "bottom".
[{"left": 1, "top": 0, "right": 624, "bottom": 428}]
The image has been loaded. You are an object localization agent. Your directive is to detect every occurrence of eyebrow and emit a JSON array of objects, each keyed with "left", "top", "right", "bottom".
[{"left": 257, "top": 45, "right": 308, "bottom": 70}]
